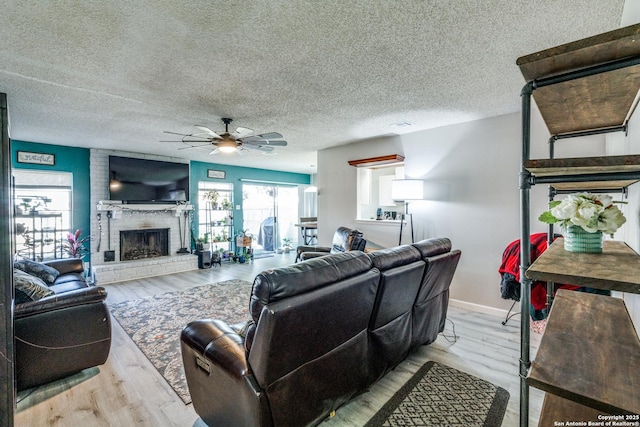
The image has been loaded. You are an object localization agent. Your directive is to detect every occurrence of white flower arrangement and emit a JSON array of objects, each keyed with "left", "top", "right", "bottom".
[{"left": 538, "top": 192, "right": 626, "bottom": 236}]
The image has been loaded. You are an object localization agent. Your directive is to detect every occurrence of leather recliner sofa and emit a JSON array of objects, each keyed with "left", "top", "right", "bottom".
[
  {"left": 295, "top": 226, "right": 366, "bottom": 262},
  {"left": 14, "top": 258, "right": 112, "bottom": 390},
  {"left": 181, "top": 238, "right": 461, "bottom": 427}
]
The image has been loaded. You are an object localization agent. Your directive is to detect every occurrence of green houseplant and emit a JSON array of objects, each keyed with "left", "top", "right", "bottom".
[{"left": 281, "top": 237, "right": 292, "bottom": 253}]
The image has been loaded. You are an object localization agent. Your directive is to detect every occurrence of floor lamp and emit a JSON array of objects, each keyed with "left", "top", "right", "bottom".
[{"left": 391, "top": 179, "right": 423, "bottom": 245}]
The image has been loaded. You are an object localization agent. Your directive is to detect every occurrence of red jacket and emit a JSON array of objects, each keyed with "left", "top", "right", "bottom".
[{"left": 499, "top": 233, "right": 579, "bottom": 310}]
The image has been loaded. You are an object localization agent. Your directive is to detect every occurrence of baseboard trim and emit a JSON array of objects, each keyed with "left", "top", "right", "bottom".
[{"left": 449, "top": 298, "right": 515, "bottom": 319}]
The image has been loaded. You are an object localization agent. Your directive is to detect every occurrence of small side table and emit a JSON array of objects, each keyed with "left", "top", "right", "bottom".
[{"left": 295, "top": 221, "right": 317, "bottom": 245}]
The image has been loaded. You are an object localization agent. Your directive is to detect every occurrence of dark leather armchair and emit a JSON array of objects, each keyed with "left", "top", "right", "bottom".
[
  {"left": 14, "top": 258, "right": 111, "bottom": 390},
  {"left": 295, "top": 226, "right": 366, "bottom": 262}
]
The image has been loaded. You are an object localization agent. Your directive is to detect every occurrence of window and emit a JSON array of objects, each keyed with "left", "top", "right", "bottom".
[
  {"left": 357, "top": 164, "right": 405, "bottom": 220},
  {"left": 13, "top": 170, "right": 73, "bottom": 260},
  {"left": 242, "top": 183, "right": 298, "bottom": 254}
]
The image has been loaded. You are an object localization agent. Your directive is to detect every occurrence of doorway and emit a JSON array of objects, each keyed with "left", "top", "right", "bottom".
[{"left": 242, "top": 183, "right": 298, "bottom": 257}]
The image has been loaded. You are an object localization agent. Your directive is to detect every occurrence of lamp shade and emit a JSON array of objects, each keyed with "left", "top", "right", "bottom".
[
  {"left": 304, "top": 185, "right": 318, "bottom": 193},
  {"left": 391, "top": 179, "right": 423, "bottom": 201}
]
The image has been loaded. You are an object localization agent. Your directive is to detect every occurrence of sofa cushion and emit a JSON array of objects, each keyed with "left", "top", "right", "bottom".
[
  {"left": 49, "top": 278, "right": 89, "bottom": 294},
  {"left": 14, "top": 269, "right": 54, "bottom": 303},
  {"left": 14, "top": 258, "right": 60, "bottom": 285}
]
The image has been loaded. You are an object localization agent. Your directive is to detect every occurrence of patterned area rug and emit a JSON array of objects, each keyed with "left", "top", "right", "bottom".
[
  {"left": 109, "top": 279, "right": 253, "bottom": 404},
  {"left": 365, "top": 361, "right": 510, "bottom": 427}
]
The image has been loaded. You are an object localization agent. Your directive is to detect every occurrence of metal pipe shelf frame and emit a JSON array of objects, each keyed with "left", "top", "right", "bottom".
[{"left": 519, "top": 52, "right": 640, "bottom": 427}]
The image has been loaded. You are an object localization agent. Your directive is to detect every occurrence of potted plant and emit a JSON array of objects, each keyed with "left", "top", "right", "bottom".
[
  {"left": 539, "top": 192, "right": 626, "bottom": 253},
  {"left": 195, "top": 237, "right": 205, "bottom": 252},
  {"left": 203, "top": 190, "right": 220, "bottom": 209},
  {"left": 64, "top": 229, "right": 90, "bottom": 259},
  {"left": 282, "top": 237, "right": 292, "bottom": 253}
]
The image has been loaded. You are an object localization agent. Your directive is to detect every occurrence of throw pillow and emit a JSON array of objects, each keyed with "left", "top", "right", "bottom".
[
  {"left": 14, "top": 269, "right": 54, "bottom": 302},
  {"left": 14, "top": 258, "right": 59, "bottom": 285}
]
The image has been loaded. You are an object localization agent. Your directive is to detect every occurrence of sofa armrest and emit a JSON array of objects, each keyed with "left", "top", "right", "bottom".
[
  {"left": 181, "top": 319, "right": 248, "bottom": 379},
  {"left": 15, "top": 286, "right": 107, "bottom": 319},
  {"left": 181, "top": 319, "right": 270, "bottom": 426},
  {"left": 297, "top": 245, "right": 331, "bottom": 253},
  {"left": 43, "top": 258, "right": 84, "bottom": 275}
]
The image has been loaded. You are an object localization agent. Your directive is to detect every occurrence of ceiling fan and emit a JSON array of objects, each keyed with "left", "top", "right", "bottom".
[{"left": 162, "top": 118, "right": 287, "bottom": 155}]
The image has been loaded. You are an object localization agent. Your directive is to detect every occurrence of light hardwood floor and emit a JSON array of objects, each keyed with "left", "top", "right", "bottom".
[{"left": 15, "top": 253, "right": 543, "bottom": 426}]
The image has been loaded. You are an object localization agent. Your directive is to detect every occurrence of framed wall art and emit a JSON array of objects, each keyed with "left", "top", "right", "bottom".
[
  {"left": 17, "top": 151, "right": 55, "bottom": 166},
  {"left": 207, "top": 169, "right": 226, "bottom": 179}
]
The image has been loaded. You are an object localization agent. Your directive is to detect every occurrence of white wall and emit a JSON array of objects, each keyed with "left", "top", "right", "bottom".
[
  {"left": 319, "top": 7, "right": 640, "bottom": 314},
  {"left": 317, "top": 135, "right": 404, "bottom": 246},
  {"left": 318, "top": 110, "right": 609, "bottom": 311}
]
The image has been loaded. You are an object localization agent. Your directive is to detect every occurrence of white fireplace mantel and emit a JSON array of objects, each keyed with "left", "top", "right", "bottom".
[{"left": 96, "top": 201, "right": 193, "bottom": 217}]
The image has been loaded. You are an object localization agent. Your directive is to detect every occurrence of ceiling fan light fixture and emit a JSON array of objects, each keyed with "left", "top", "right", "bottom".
[
  {"left": 218, "top": 140, "right": 237, "bottom": 153},
  {"left": 164, "top": 118, "right": 286, "bottom": 155}
]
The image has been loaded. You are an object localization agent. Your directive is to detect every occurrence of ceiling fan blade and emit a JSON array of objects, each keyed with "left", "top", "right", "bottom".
[
  {"left": 245, "top": 144, "right": 275, "bottom": 152},
  {"left": 243, "top": 138, "right": 288, "bottom": 147},
  {"left": 232, "top": 126, "right": 254, "bottom": 139},
  {"left": 182, "top": 138, "right": 215, "bottom": 144},
  {"left": 163, "top": 131, "right": 191, "bottom": 136},
  {"left": 209, "top": 148, "right": 221, "bottom": 155},
  {"left": 255, "top": 132, "right": 283, "bottom": 140},
  {"left": 267, "top": 140, "right": 287, "bottom": 146},
  {"left": 195, "top": 126, "right": 222, "bottom": 139},
  {"left": 178, "top": 142, "right": 213, "bottom": 150}
]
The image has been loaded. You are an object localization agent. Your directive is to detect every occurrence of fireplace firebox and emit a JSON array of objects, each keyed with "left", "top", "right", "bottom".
[{"left": 120, "top": 228, "right": 169, "bottom": 261}]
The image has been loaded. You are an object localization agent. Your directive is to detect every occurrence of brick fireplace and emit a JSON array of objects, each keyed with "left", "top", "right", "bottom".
[
  {"left": 90, "top": 149, "right": 197, "bottom": 283},
  {"left": 120, "top": 228, "right": 169, "bottom": 261}
]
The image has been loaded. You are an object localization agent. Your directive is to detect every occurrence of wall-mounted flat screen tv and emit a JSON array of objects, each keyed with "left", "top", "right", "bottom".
[{"left": 108, "top": 156, "right": 189, "bottom": 203}]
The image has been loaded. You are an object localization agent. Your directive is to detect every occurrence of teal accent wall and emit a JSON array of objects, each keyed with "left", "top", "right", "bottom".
[
  {"left": 11, "top": 140, "right": 91, "bottom": 261},
  {"left": 8, "top": 143, "right": 310, "bottom": 260},
  {"left": 190, "top": 161, "right": 310, "bottom": 243}
]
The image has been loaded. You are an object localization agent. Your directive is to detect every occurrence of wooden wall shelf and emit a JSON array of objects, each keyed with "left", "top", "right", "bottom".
[
  {"left": 527, "top": 290, "right": 640, "bottom": 415},
  {"left": 347, "top": 154, "right": 404, "bottom": 167},
  {"left": 524, "top": 155, "right": 640, "bottom": 177},
  {"left": 537, "top": 394, "right": 613, "bottom": 425},
  {"left": 517, "top": 23, "right": 640, "bottom": 135},
  {"left": 526, "top": 240, "right": 640, "bottom": 294}
]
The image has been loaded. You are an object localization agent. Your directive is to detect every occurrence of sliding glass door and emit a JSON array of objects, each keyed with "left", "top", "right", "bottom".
[{"left": 242, "top": 183, "right": 297, "bottom": 256}]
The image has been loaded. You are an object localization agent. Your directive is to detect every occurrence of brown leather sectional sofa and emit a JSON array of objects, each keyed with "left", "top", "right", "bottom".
[{"left": 181, "top": 237, "right": 461, "bottom": 427}]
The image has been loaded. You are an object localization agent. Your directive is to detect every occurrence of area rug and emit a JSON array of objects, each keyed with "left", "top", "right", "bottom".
[
  {"left": 109, "top": 279, "right": 253, "bottom": 404},
  {"left": 365, "top": 361, "right": 510, "bottom": 427}
]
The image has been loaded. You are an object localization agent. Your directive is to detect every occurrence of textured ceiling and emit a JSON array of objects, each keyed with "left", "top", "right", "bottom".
[{"left": 0, "top": 1, "right": 625, "bottom": 174}]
